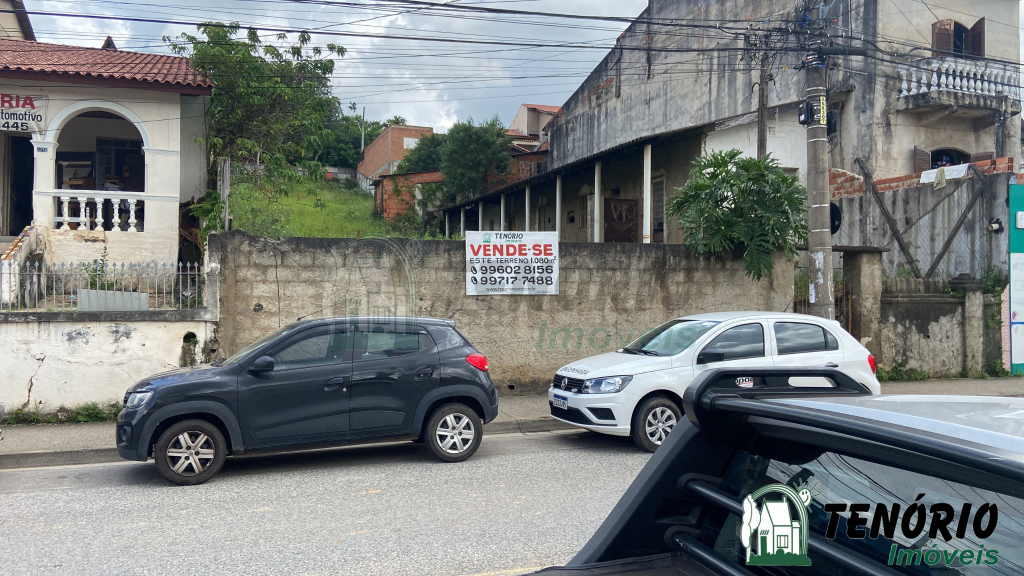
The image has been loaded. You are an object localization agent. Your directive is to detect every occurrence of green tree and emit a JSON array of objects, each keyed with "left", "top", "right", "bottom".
[
  {"left": 437, "top": 116, "right": 513, "bottom": 204},
  {"left": 322, "top": 105, "right": 406, "bottom": 169},
  {"left": 666, "top": 149, "right": 807, "bottom": 280},
  {"left": 395, "top": 132, "right": 447, "bottom": 173},
  {"left": 166, "top": 23, "right": 344, "bottom": 234}
]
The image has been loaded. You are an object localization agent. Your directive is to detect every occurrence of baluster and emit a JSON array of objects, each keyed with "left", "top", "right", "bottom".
[
  {"left": 899, "top": 67, "right": 908, "bottom": 96},
  {"left": 939, "top": 63, "right": 948, "bottom": 91},
  {"left": 967, "top": 66, "right": 977, "bottom": 93},
  {"left": 127, "top": 198, "right": 137, "bottom": 232},
  {"left": 59, "top": 196, "right": 70, "bottom": 230},
  {"left": 995, "top": 70, "right": 1006, "bottom": 96},
  {"left": 954, "top": 67, "right": 963, "bottom": 91},
  {"left": 909, "top": 68, "right": 918, "bottom": 95},
  {"left": 96, "top": 198, "right": 105, "bottom": 231},
  {"left": 929, "top": 62, "right": 938, "bottom": 95},
  {"left": 983, "top": 70, "right": 993, "bottom": 95}
]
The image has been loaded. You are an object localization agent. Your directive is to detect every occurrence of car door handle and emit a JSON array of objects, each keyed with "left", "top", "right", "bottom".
[
  {"left": 324, "top": 377, "right": 348, "bottom": 392},
  {"left": 415, "top": 368, "right": 434, "bottom": 380},
  {"left": 822, "top": 362, "right": 839, "bottom": 368}
]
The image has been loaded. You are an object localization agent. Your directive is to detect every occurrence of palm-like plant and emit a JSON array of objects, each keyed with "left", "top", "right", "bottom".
[{"left": 667, "top": 149, "right": 807, "bottom": 280}]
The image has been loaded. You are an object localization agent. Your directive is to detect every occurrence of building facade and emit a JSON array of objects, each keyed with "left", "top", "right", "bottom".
[
  {"left": 439, "top": 0, "right": 1021, "bottom": 279},
  {"left": 0, "top": 38, "right": 211, "bottom": 265},
  {"left": 357, "top": 124, "right": 433, "bottom": 194}
]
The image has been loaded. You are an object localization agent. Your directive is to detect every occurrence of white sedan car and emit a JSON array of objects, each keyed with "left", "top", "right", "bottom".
[{"left": 548, "top": 311, "right": 880, "bottom": 451}]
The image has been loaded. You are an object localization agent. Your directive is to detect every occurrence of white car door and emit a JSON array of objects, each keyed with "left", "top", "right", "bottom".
[
  {"left": 769, "top": 321, "right": 846, "bottom": 386},
  {"left": 692, "top": 321, "right": 774, "bottom": 377}
]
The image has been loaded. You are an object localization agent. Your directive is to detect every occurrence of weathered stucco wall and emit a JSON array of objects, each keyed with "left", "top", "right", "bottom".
[
  {"left": 832, "top": 173, "right": 1008, "bottom": 279},
  {"left": 208, "top": 232, "right": 794, "bottom": 394},
  {"left": 0, "top": 319, "right": 214, "bottom": 410},
  {"left": 880, "top": 294, "right": 964, "bottom": 375}
]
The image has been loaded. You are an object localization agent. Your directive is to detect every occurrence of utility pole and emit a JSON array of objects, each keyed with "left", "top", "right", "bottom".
[
  {"left": 360, "top": 107, "right": 366, "bottom": 152},
  {"left": 804, "top": 42, "right": 834, "bottom": 320},
  {"left": 219, "top": 157, "right": 231, "bottom": 231},
  {"left": 756, "top": 54, "right": 770, "bottom": 159}
]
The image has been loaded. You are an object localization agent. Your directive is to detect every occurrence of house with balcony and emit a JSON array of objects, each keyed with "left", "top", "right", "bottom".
[
  {"left": 437, "top": 0, "right": 1020, "bottom": 276},
  {"left": 0, "top": 37, "right": 211, "bottom": 266}
]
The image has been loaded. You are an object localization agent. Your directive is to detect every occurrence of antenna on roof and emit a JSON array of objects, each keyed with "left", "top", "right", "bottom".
[{"left": 101, "top": 36, "right": 118, "bottom": 51}]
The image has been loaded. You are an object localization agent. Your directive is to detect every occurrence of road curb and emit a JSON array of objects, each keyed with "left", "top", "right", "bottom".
[
  {"left": 0, "top": 418, "right": 576, "bottom": 470},
  {"left": 487, "top": 418, "right": 576, "bottom": 435},
  {"left": 0, "top": 448, "right": 121, "bottom": 470}
]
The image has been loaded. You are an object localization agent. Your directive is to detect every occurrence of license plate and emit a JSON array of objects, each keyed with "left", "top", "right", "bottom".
[{"left": 552, "top": 395, "right": 568, "bottom": 410}]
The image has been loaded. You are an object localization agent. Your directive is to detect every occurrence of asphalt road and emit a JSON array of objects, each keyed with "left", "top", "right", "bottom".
[{"left": 0, "top": 430, "right": 650, "bottom": 576}]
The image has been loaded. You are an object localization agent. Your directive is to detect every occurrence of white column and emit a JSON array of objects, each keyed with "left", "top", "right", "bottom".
[
  {"left": 478, "top": 202, "right": 484, "bottom": 230},
  {"left": 30, "top": 140, "right": 58, "bottom": 229},
  {"left": 643, "top": 144, "right": 652, "bottom": 244},
  {"left": 524, "top": 185, "right": 531, "bottom": 232},
  {"left": 445, "top": 211, "right": 450, "bottom": 237},
  {"left": 500, "top": 193, "right": 506, "bottom": 231},
  {"left": 593, "top": 161, "right": 602, "bottom": 243},
  {"left": 460, "top": 207, "right": 465, "bottom": 236}
]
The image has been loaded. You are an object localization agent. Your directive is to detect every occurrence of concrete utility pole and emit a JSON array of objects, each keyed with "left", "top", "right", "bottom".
[
  {"left": 804, "top": 48, "right": 834, "bottom": 320},
  {"left": 219, "top": 157, "right": 230, "bottom": 231},
  {"left": 756, "top": 54, "right": 770, "bottom": 159},
  {"left": 360, "top": 107, "right": 366, "bottom": 152}
]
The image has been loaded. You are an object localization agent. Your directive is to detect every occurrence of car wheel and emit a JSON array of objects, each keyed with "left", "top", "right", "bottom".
[
  {"left": 153, "top": 420, "right": 227, "bottom": 485},
  {"left": 631, "top": 396, "right": 681, "bottom": 453},
  {"left": 425, "top": 403, "right": 482, "bottom": 463}
]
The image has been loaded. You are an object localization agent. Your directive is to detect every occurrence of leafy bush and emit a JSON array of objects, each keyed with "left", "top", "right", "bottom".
[
  {"left": 1, "top": 402, "right": 122, "bottom": 425},
  {"left": 667, "top": 149, "right": 807, "bottom": 280},
  {"left": 876, "top": 365, "right": 929, "bottom": 381}
]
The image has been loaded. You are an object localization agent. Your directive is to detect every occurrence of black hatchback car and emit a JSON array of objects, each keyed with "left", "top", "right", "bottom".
[{"left": 116, "top": 316, "right": 498, "bottom": 485}]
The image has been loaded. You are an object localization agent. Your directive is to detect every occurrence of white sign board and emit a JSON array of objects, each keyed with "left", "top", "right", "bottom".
[
  {"left": 0, "top": 94, "right": 44, "bottom": 134},
  {"left": 1011, "top": 253, "right": 1024, "bottom": 364},
  {"left": 466, "top": 231, "right": 558, "bottom": 295}
]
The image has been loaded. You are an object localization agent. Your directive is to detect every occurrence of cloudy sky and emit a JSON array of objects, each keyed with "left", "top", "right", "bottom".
[{"left": 24, "top": 0, "right": 650, "bottom": 130}]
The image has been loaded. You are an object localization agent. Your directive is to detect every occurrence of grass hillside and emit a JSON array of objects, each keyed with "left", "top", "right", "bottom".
[{"left": 231, "top": 179, "right": 434, "bottom": 239}]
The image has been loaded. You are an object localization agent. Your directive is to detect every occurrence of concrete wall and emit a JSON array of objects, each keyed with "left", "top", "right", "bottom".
[
  {"left": 831, "top": 172, "right": 1009, "bottom": 279},
  {"left": 207, "top": 231, "right": 794, "bottom": 395},
  {"left": 0, "top": 319, "right": 214, "bottom": 410},
  {"left": 179, "top": 95, "right": 209, "bottom": 203},
  {"left": 877, "top": 277, "right": 987, "bottom": 375}
]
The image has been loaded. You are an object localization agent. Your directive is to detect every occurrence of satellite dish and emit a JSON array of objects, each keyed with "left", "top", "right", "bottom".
[{"left": 830, "top": 202, "right": 842, "bottom": 235}]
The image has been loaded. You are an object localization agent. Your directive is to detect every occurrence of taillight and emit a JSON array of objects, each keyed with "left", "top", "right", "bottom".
[
  {"left": 466, "top": 353, "right": 488, "bottom": 372},
  {"left": 867, "top": 354, "right": 876, "bottom": 375}
]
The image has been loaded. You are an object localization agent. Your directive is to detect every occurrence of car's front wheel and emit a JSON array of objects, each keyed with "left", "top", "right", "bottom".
[
  {"left": 631, "top": 396, "right": 681, "bottom": 453},
  {"left": 153, "top": 420, "right": 227, "bottom": 485},
  {"left": 425, "top": 403, "right": 482, "bottom": 462}
]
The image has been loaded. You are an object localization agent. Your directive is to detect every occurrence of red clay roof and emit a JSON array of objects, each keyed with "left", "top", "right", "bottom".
[
  {"left": 506, "top": 128, "right": 526, "bottom": 136},
  {"left": 0, "top": 39, "right": 212, "bottom": 93},
  {"left": 524, "top": 104, "right": 561, "bottom": 113}
]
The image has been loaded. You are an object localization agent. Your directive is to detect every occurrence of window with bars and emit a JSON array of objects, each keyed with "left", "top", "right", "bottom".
[{"left": 652, "top": 178, "right": 665, "bottom": 240}]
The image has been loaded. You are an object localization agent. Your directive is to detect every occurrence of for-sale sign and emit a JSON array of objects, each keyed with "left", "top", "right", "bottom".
[{"left": 466, "top": 231, "right": 558, "bottom": 295}]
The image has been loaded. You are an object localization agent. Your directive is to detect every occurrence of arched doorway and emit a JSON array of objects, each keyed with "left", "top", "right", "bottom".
[
  {"left": 52, "top": 110, "right": 146, "bottom": 231},
  {"left": 930, "top": 148, "right": 970, "bottom": 169}
]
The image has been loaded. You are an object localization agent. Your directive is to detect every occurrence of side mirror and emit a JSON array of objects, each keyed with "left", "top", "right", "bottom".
[
  {"left": 697, "top": 350, "right": 726, "bottom": 365},
  {"left": 249, "top": 356, "right": 275, "bottom": 374}
]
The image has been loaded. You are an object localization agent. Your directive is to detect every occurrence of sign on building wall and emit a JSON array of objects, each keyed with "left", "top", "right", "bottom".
[
  {"left": 0, "top": 94, "right": 44, "bottom": 134},
  {"left": 466, "top": 231, "right": 558, "bottom": 295},
  {"left": 1009, "top": 184, "right": 1024, "bottom": 371}
]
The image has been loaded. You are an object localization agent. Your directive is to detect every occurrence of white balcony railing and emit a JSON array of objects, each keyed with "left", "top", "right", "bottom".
[
  {"left": 39, "top": 190, "right": 147, "bottom": 232},
  {"left": 897, "top": 57, "right": 1021, "bottom": 101}
]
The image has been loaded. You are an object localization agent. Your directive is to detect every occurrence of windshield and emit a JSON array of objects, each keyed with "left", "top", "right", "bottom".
[
  {"left": 222, "top": 326, "right": 293, "bottom": 365},
  {"left": 624, "top": 319, "right": 719, "bottom": 356}
]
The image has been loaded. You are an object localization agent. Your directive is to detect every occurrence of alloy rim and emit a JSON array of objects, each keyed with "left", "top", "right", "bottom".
[
  {"left": 165, "top": 431, "right": 216, "bottom": 476},
  {"left": 436, "top": 413, "right": 475, "bottom": 454},
  {"left": 645, "top": 407, "right": 677, "bottom": 445}
]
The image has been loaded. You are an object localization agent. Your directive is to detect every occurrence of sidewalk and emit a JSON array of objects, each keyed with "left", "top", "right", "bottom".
[
  {"left": 1, "top": 379, "right": 1021, "bottom": 470},
  {"left": 0, "top": 395, "right": 570, "bottom": 470}
]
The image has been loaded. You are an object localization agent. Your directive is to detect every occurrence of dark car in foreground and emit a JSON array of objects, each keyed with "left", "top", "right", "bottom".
[
  {"left": 117, "top": 317, "right": 498, "bottom": 485},
  {"left": 531, "top": 367, "right": 1024, "bottom": 576}
]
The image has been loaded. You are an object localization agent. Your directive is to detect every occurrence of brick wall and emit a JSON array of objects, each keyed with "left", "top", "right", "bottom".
[
  {"left": 829, "top": 157, "right": 1015, "bottom": 199},
  {"left": 357, "top": 125, "right": 433, "bottom": 180},
  {"left": 377, "top": 171, "right": 444, "bottom": 220}
]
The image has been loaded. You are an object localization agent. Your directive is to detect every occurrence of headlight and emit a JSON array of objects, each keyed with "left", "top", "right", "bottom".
[
  {"left": 125, "top": 391, "right": 152, "bottom": 410},
  {"left": 581, "top": 376, "right": 632, "bottom": 394}
]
